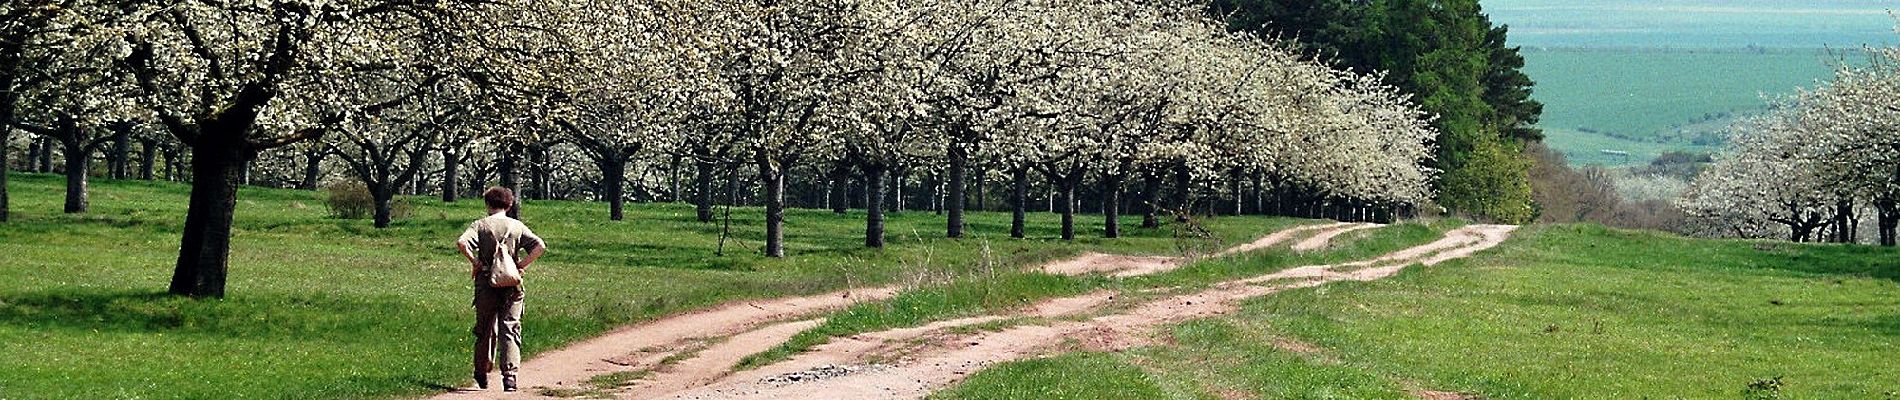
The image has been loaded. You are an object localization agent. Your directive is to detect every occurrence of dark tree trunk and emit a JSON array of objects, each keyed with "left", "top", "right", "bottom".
[
  {"left": 38, "top": 136, "right": 54, "bottom": 173},
  {"left": 1010, "top": 167, "right": 1028, "bottom": 239},
  {"left": 863, "top": 164, "right": 887, "bottom": 248},
  {"left": 1172, "top": 164, "right": 1191, "bottom": 222},
  {"left": 498, "top": 142, "right": 521, "bottom": 219},
  {"left": 830, "top": 164, "right": 850, "bottom": 214},
  {"left": 694, "top": 158, "right": 716, "bottom": 223},
  {"left": 0, "top": 86, "right": 12, "bottom": 222},
  {"left": 1139, "top": 170, "right": 1160, "bottom": 228},
  {"left": 758, "top": 154, "right": 786, "bottom": 258},
  {"left": 601, "top": 157, "right": 626, "bottom": 221},
  {"left": 139, "top": 138, "right": 158, "bottom": 180},
  {"left": 373, "top": 187, "right": 395, "bottom": 229},
  {"left": 1834, "top": 200, "right": 1854, "bottom": 243},
  {"left": 300, "top": 150, "right": 322, "bottom": 190},
  {"left": 976, "top": 166, "right": 988, "bottom": 212},
  {"left": 947, "top": 145, "right": 967, "bottom": 238},
  {"left": 0, "top": 139, "right": 7, "bottom": 222},
  {"left": 529, "top": 144, "right": 551, "bottom": 201},
  {"left": 161, "top": 147, "right": 177, "bottom": 181},
  {"left": 1878, "top": 197, "right": 1897, "bottom": 247},
  {"left": 441, "top": 148, "right": 459, "bottom": 202},
  {"left": 169, "top": 141, "right": 249, "bottom": 298},
  {"left": 109, "top": 127, "right": 130, "bottom": 179},
  {"left": 1104, "top": 172, "right": 1123, "bottom": 238},
  {"left": 60, "top": 129, "right": 89, "bottom": 214},
  {"left": 24, "top": 133, "right": 39, "bottom": 173}
]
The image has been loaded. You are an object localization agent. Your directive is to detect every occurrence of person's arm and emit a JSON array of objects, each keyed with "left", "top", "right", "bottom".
[
  {"left": 517, "top": 227, "right": 547, "bottom": 272},
  {"left": 458, "top": 241, "right": 482, "bottom": 279},
  {"left": 518, "top": 244, "right": 546, "bottom": 272},
  {"left": 457, "top": 223, "right": 482, "bottom": 279}
]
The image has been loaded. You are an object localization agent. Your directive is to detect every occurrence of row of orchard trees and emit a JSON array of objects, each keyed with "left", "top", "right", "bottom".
[
  {"left": 1, "top": 0, "right": 1438, "bottom": 297},
  {"left": 1680, "top": 47, "right": 1900, "bottom": 246}
]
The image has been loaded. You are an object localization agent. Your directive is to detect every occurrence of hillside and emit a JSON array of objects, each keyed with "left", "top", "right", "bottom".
[
  {"left": 1484, "top": 0, "right": 1892, "bottom": 166},
  {"left": 1523, "top": 48, "right": 1841, "bottom": 165}
]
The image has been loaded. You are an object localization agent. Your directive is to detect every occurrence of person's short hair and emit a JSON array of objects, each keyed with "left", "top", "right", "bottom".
[{"left": 482, "top": 187, "right": 515, "bottom": 210}]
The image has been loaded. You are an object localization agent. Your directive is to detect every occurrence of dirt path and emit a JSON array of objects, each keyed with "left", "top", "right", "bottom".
[
  {"left": 429, "top": 222, "right": 1402, "bottom": 399},
  {"left": 649, "top": 225, "right": 1517, "bottom": 400},
  {"left": 1291, "top": 223, "right": 1384, "bottom": 252},
  {"left": 1041, "top": 222, "right": 1380, "bottom": 277},
  {"left": 430, "top": 287, "right": 899, "bottom": 399}
]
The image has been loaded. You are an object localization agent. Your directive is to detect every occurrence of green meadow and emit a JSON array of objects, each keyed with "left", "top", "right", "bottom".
[
  {"left": 939, "top": 224, "right": 1900, "bottom": 399},
  {"left": 0, "top": 173, "right": 1292, "bottom": 399}
]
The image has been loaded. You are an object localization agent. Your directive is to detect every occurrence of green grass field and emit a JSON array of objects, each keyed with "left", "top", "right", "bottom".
[
  {"left": 11, "top": 173, "right": 1900, "bottom": 399},
  {"left": 939, "top": 224, "right": 1900, "bottom": 399},
  {"left": 0, "top": 173, "right": 1297, "bottom": 399},
  {"left": 1522, "top": 48, "right": 1842, "bottom": 165}
]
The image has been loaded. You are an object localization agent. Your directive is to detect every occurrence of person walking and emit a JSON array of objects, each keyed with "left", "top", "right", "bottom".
[{"left": 456, "top": 187, "right": 547, "bottom": 392}]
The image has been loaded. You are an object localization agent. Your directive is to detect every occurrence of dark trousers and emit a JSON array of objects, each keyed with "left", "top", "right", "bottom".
[{"left": 473, "top": 281, "right": 523, "bottom": 377}]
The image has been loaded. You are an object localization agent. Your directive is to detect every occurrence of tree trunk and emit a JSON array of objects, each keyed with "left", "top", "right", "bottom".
[
  {"left": 1139, "top": 170, "right": 1160, "bottom": 229},
  {"left": 1878, "top": 197, "right": 1897, "bottom": 247},
  {"left": 601, "top": 157, "right": 626, "bottom": 221},
  {"left": 1834, "top": 200, "right": 1854, "bottom": 243},
  {"left": 140, "top": 138, "right": 158, "bottom": 181},
  {"left": 1010, "top": 167, "right": 1028, "bottom": 239},
  {"left": 669, "top": 154, "right": 682, "bottom": 203},
  {"left": 299, "top": 150, "right": 321, "bottom": 190},
  {"left": 441, "top": 148, "right": 459, "bottom": 202},
  {"left": 947, "top": 145, "right": 967, "bottom": 238},
  {"left": 1172, "top": 164, "right": 1191, "bottom": 222},
  {"left": 24, "top": 134, "right": 39, "bottom": 172},
  {"left": 161, "top": 147, "right": 176, "bottom": 181},
  {"left": 976, "top": 166, "right": 988, "bottom": 212},
  {"left": 1058, "top": 176, "right": 1077, "bottom": 241},
  {"left": 109, "top": 127, "right": 130, "bottom": 180},
  {"left": 169, "top": 141, "right": 248, "bottom": 298},
  {"left": 499, "top": 142, "right": 521, "bottom": 219},
  {"left": 61, "top": 133, "right": 88, "bottom": 214},
  {"left": 1104, "top": 173, "right": 1123, "bottom": 238},
  {"left": 412, "top": 168, "right": 428, "bottom": 196},
  {"left": 373, "top": 186, "right": 395, "bottom": 229},
  {"left": 891, "top": 171, "right": 904, "bottom": 214},
  {"left": 758, "top": 154, "right": 786, "bottom": 258},
  {"left": 0, "top": 87, "right": 11, "bottom": 222},
  {"left": 694, "top": 158, "right": 716, "bottom": 222},
  {"left": 830, "top": 164, "right": 850, "bottom": 214},
  {"left": 1229, "top": 168, "right": 1244, "bottom": 216},
  {"left": 863, "top": 164, "right": 887, "bottom": 248}
]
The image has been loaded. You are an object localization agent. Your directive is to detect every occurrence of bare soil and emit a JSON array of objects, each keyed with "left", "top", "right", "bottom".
[{"left": 432, "top": 223, "right": 1519, "bottom": 400}]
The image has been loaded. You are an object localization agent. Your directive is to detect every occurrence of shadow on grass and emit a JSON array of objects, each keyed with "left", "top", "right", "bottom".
[{"left": 0, "top": 289, "right": 421, "bottom": 339}]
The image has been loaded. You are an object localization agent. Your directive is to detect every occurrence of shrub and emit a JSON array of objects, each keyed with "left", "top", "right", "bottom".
[
  {"left": 324, "top": 181, "right": 375, "bottom": 219},
  {"left": 323, "top": 181, "right": 412, "bottom": 220}
]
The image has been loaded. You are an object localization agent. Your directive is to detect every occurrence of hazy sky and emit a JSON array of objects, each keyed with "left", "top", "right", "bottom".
[{"left": 1483, "top": 0, "right": 1900, "bottom": 48}]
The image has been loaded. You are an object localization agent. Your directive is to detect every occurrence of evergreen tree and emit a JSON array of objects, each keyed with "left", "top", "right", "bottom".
[{"left": 1209, "top": 0, "right": 1544, "bottom": 223}]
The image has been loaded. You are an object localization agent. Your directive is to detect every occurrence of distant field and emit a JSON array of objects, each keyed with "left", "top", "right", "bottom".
[
  {"left": 1485, "top": 0, "right": 1900, "bottom": 49},
  {"left": 1520, "top": 48, "right": 1842, "bottom": 165}
]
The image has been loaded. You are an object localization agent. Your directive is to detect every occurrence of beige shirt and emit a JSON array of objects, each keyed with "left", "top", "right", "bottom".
[{"left": 458, "top": 212, "right": 546, "bottom": 271}]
